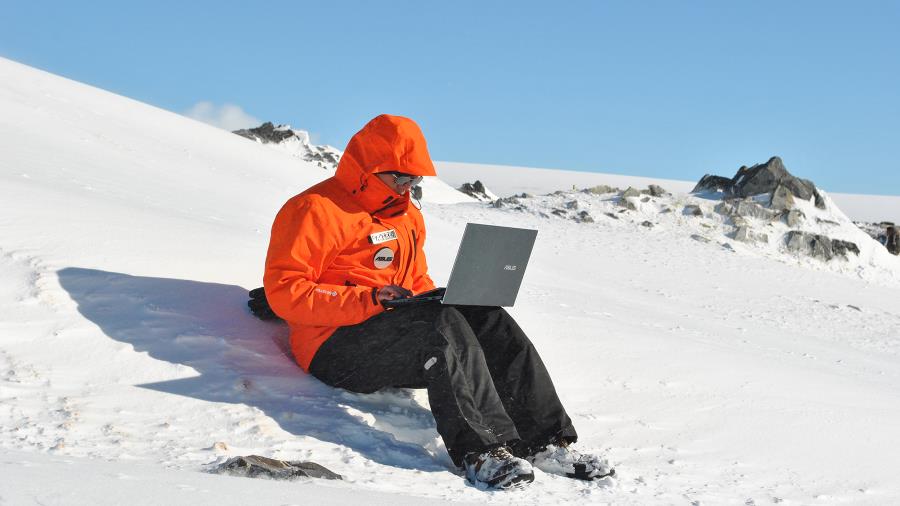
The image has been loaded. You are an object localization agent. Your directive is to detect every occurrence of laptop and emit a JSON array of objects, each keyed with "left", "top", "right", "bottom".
[{"left": 382, "top": 223, "right": 537, "bottom": 308}]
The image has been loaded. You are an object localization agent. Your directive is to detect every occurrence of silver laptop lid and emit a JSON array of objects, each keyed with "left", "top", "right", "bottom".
[{"left": 441, "top": 223, "right": 538, "bottom": 307}]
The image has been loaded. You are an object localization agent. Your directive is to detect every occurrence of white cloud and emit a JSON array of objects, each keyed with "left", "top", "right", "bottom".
[{"left": 184, "top": 101, "right": 261, "bottom": 131}]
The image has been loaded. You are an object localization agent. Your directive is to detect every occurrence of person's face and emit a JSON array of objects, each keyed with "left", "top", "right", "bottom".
[{"left": 375, "top": 172, "right": 422, "bottom": 195}]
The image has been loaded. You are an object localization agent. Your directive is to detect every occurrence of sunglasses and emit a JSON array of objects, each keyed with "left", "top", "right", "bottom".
[{"left": 385, "top": 172, "right": 423, "bottom": 186}]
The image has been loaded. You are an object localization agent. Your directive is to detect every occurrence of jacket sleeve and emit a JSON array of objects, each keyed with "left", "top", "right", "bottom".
[
  {"left": 410, "top": 216, "right": 436, "bottom": 294},
  {"left": 263, "top": 198, "right": 384, "bottom": 326}
]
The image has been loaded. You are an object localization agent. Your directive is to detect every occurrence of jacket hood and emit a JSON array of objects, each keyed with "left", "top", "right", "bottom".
[{"left": 334, "top": 114, "right": 436, "bottom": 217}]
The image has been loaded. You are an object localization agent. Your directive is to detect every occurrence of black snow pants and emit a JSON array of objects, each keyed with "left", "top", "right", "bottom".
[{"left": 308, "top": 303, "right": 577, "bottom": 466}]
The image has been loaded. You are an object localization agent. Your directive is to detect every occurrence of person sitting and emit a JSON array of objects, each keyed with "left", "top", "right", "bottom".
[{"left": 259, "top": 114, "right": 614, "bottom": 489}]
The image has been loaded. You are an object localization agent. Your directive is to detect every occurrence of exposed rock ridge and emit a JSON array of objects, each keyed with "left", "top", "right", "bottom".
[{"left": 693, "top": 156, "right": 826, "bottom": 210}]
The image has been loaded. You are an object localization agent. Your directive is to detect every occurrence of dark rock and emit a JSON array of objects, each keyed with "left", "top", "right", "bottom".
[
  {"left": 641, "top": 220, "right": 653, "bottom": 228},
  {"left": 784, "top": 231, "right": 860, "bottom": 260},
  {"left": 304, "top": 145, "right": 341, "bottom": 170},
  {"left": 640, "top": 196, "right": 650, "bottom": 203},
  {"left": 459, "top": 180, "right": 485, "bottom": 195},
  {"left": 584, "top": 185, "right": 618, "bottom": 195},
  {"left": 780, "top": 176, "right": 817, "bottom": 202},
  {"left": 785, "top": 231, "right": 834, "bottom": 260},
  {"left": 732, "top": 200, "right": 777, "bottom": 221},
  {"left": 832, "top": 239, "right": 861, "bottom": 257},
  {"left": 692, "top": 156, "right": 826, "bottom": 209},
  {"left": 551, "top": 209, "right": 567, "bottom": 217},
  {"left": 692, "top": 174, "right": 734, "bottom": 194},
  {"left": 492, "top": 196, "right": 520, "bottom": 208},
  {"left": 647, "top": 184, "right": 668, "bottom": 197},
  {"left": 683, "top": 205, "right": 703, "bottom": 217},
  {"left": 576, "top": 211, "right": 594, "bottom": 223},
  {"left": 215, "top": 455, "right": 342, "bottom": 481},
  {"left": 234, "top": 122, "right": 295, "bottom": 143},
  {"left": 458, "top": 180, "right": 492, "bottom": 201},
  {"left": 770, "top": 184, "right": 795, "bottom": 210},
  {"left": 813, "top": 192, "right": 826, "bottom": 209},
  {"left": 861, "top": 222, "right": 900, "bottom": 254},
  {"left": 233, "top": 122, "right": 342, "bottom": 171},
  {"left": 604, "top": 212, "right": 620, "bottom": 220},
  {"left": 565, "top": 200, "right": 579, "bottom": 209},
  {"left": 691, "top": 234, "right": 711, "bottom": 243},
  {"left": 732, "top": 157, "right": 790, "bottom": 197},
  {"left": 887, "top": 226, "right": 900, "bottom": 255}
]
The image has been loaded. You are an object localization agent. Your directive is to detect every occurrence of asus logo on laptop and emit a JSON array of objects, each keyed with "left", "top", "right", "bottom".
[{"left": 504, "top": 265, "right": 517, "bottom": 271}]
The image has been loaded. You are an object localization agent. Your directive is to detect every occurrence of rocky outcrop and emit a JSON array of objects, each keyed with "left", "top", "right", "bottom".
[
  {"left": 645, "top": 184, "right": 669, "bottom": 197},
  {"left": 855, "top": 221, "right": 900, "bottom": 255},
  {"left": 234, "top": 122, "right": 295, "bottom": 143},
  {"left": 491, "top": 195, "right": 524, "bottom": 210},
  {"left": 692, "top": 175, "right": 733, "bottom": 194},
  {"left": 214, "top": 455, "right": 342, "bottom": 481},
  {"left": 784, "top": 231, "right": 859, "bottom": 260},
  {"left": 691, "top": 158, "right": 865, "bottom": 262},
  {"left": 693, "top": 156, "right": 825, "bottom": 210},
  {"left": 582, "top": 184, "right": 619, "bottom": 195},
  {"left": 233, "top": 122, "right": 341, "bottom": 171},
  {"left": 304, "top": 145, "right": 342, "bottom": 169},
  {"left": 458, "top": 180, "right": 493, "bottom": 201},
  {"left": 576, "top": 211, "right": 595, "bottom": 223}
]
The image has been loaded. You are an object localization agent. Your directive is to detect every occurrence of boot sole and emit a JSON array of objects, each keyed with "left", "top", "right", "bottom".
[{"left": 492, "top": 471, "right": 535, "bottom": 489}]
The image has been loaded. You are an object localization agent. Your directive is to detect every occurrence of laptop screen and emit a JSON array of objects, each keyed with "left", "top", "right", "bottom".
[{"left": 441, "top": 223, "right": 538, "bottom": 307}]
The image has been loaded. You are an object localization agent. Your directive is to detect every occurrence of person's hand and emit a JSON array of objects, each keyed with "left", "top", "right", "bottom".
[
  {"left": 377, "top": 285, "right": 412, "bottom": 302},
  {"left": 247, "top": 287, "right": 281, "bottom": 321}
]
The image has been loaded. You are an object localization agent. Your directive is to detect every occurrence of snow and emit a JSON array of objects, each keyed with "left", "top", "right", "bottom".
[
  {"left": 436, "top": 161, "right": 900, "bottom": 225},
  {"left": 2, "top": 55, "right": 900, "bottom": 505}
]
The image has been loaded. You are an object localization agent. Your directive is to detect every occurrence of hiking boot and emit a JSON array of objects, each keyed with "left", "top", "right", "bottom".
[
  {"left": 529, "top": 440, "right": 615, "bottom": 480},
  {"left": 463, "top": 445, "right": 535, "bottom": 489}
]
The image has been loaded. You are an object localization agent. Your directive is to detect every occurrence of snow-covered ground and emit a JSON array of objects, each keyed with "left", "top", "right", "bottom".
[
  {"left": 435, "top": 162, "right": 900, "bottom": 225},
  {"left": 2, "top": 56, "right": 900, "bottom": 505}
]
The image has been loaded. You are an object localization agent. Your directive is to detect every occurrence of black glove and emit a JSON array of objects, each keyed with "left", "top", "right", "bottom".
[{"left": 247, "top": 287, "right": 282, "bottom": 321}]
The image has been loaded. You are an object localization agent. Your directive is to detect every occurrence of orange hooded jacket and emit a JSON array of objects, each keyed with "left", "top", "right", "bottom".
[{"left": 264, "top": 115, "right": 437, "bottom": 371}]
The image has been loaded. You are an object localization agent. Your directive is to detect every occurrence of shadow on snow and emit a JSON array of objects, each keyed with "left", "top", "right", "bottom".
[{"left": 57, "top": 267, "right": 445, "bottom": 472}]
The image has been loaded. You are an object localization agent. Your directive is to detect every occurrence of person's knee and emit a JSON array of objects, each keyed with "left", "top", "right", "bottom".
[{"left": 434, "top": 306, "right": 481, "bottom": 346}]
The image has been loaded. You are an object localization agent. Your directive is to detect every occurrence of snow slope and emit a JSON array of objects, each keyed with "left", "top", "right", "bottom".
[{"left": 2, "top": 56, "right": 900, "bottom": 505}]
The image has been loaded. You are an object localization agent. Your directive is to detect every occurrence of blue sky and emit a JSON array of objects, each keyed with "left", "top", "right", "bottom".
[{"left": 2, "top": 1, "right": 898, "bottom": 194}]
